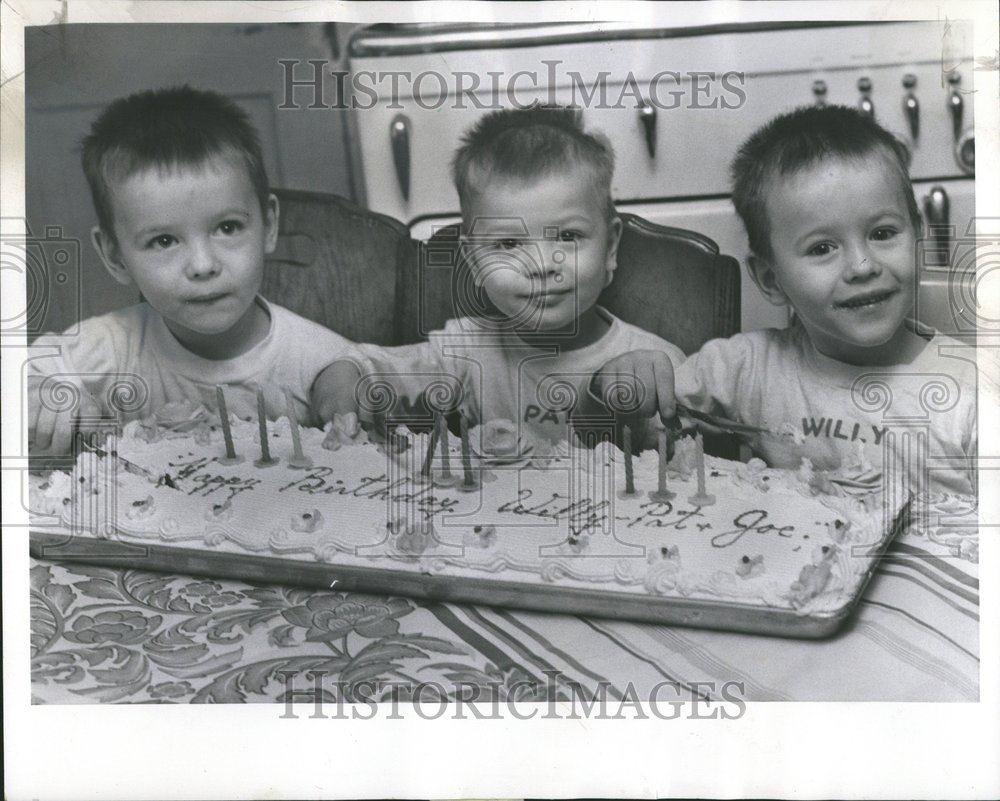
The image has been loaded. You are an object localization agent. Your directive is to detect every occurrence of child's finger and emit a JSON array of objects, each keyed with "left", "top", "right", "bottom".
[
  {"left": 321, "top": 426, "right": 343, "bottom": 451},
  {"left": 334, "top": 411, "right": 360, "bottom": 438},
  {"left": 31, "top": 401, "right": 59, "bottom": 453},
  {"left": 50, "top": 409, "right": 78, "bottom": 455},
  {"left": 629, "top": 363, "right": 658, "bottom": 419},
  {"left": 651, "top": 355, "right": 676, "bottom": 421},
  {"left": 607, "top": 368, "right": 639, "bottom": 415}
]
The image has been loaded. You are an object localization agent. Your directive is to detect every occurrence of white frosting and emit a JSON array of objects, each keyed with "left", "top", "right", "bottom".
[{"left": 29, "top": 413, "right": 915, "bottom": 613}]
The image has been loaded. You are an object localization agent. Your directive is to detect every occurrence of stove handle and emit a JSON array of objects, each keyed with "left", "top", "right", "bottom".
[
  {"left": 949, "top": 89, "right": 964, "bottom": 141},
  {"left": 857, "top": 76, "right": 874, "bottom": 118},
  {"left": 390, "top": 114, "right": 411, "bottom": 202},
  {"left": 638, "top": 101, "right": 657, "bottom": 158},
  {"left": 923, "top": 185, "right": 950, "bottom": 268},
  {"left": 902, "top": 74, "right": 919, "bottom": 140}
]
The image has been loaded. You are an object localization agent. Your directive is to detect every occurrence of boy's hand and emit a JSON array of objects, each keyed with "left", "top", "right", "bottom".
[
  {"left": 310, "top": 359, "right": 363, "bottom": 426},
  {"left": 591, "top": 350, "right": 677, "bottom": 423},
  {"left": 28, "top": 375, "right": 103, "bottom": 455},
  {"left": 322, "top": 412, "right": 363, "bottom": 450}
]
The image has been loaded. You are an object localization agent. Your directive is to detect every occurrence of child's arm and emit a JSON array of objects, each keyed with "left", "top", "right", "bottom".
[
  {"left": 28, "top": 373, "right": 103, "bottom": 455},
  {"left": 578, "top": 336, "right": 758, "bottom": 451},
  {"left": 571, "top": 349, "right": 677, "bottom": 452},
  {"left": 27, "top": 319, "right": 121, "bottom": 456},
  {"left": 310, "top": 339, "right": 465, "bottom": 437},
  {"left": 309, "top": 357, "right": 366, "bottom": 446},
  {"left": 586, "top": 349, "right": 678, "bottom": 422}
]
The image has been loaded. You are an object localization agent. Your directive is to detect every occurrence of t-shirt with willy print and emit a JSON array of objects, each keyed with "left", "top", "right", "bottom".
[{"left": 673, "top": 320, "right": 977, "bottom": 496}]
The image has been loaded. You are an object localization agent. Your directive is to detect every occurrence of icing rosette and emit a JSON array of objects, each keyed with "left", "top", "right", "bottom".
[
  {"left": 643, "top": 558, "right": 682, "bottom": 595},
  {"left": 649, "top": 545, "right": 680, "bottom": 563},
  {"left": 825, "top": 518, "right": 852, "bottom": 543},
  {"left": 666, "top": 437, "right": 698, "bottom": 478},
  {"left": 527, "top": 438, "right": 571, "bottom": 470},
  {"left": 126, "top": 494, "right": 156, "bottom": 521},
  {"left": 157, "top": 517, "right": 182, "bottom": 536},
  {"left": 462, "top": 524, "right": 497, "bottom": 549},
  {"left": 469, "top": 419, "right": 534, "bottom": 465},
  {"left": 290, "top": 509, "right": 324, "bottom": 533},
  {"left": 132, "top": 418, "right": 163, "bottom": 444},
  {"left": 613, "top": 558, "right": 646, "bottom": 585},
  {"left": 958, "top": 537, "right": 978, "bottom": 562},
  {"left": 420, "top": 557, "right": 449, "bottom": 575},
  {"left": 31, "top": 471, "right": 73, "bottom": 517},
  {"left": 204, "top": 497, "right": 234, "bottom": 522},
  {"left": 819, "top": 445, "right": 883, "bottom": 497},
  {"left": 735, "top": 553, "right": 766, "bottom": 579},
  {"left": 203, "top": 525, "right": 227, "bottom": 547},
  {"left": 734, "top": 458, "right": 771, "bottom": 492},
  {"left": 267, "top": 526, "right": 300, "bottom": 551},
  {"left": 787, "top": 545, "right": 838, "bottom": 608},
  {"left": 540, "top": 561, "right": 571, "bottom": 583},
  {"left": 393, "top": 519, "right": 436, "bottom": 556},
  {"left": 148, "top": 400, "right": 213, "bottom": 435},
  {"left": 314, "top": 541, "right": 345, "bottom": 563},
  {"left": 565, "top": 528, "right": 590, "bottom": 552}
]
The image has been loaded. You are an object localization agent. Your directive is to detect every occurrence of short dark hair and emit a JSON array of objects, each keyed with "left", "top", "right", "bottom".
[
  {"left": 452, "top": 104, "right": 616, "bottom": 223},
  {"left": 82, "top": 86, "right": 270, "bottom": 236},
  {"left": 731, "top": 105, "right": 921, "bottom": 260}
]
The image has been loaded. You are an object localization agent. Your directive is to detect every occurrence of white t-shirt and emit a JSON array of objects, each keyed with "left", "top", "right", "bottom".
[
  {"left": 29, "top": 298, "right": 352, "bottom": 426},
  {"left": 351, "top": 306, "right": 686, "bottom": 446},
  {"left": 674, "top": 321, "right": 978, "bottom": 495}
]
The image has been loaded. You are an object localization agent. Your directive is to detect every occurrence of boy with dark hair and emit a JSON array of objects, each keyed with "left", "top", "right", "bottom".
[
  {"left": 30, "top": 86, "right": 354, "bottom": 453},
  {"left": 591, "top": 105, "right": 976, "bottom": 495},
  {"left": 313, "top": 105, "right": 684, "bottom": 448}
]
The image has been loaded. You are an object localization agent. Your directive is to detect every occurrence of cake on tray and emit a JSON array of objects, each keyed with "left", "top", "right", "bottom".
[{"left": 29, "top": 402, "right": 910, "bottom": 627}]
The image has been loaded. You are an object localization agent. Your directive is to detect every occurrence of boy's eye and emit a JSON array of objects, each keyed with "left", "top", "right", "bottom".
[
  {"left": 806, "top": 242, "right": 836, "bottom": 257},
  {"left": 217, "top": 220, "right": 244, "bottom": 235},
  {"left": 559, "top": 230, "right": 581, "bottom": 242},
  {"left": 871, "top": 227, "right": 898, "bottom": 242},
  {"left": 495, "top": 238, "right": 521, "bottom": 251},
  {"left": 147, "top": 234, "right": 177, "bottom": 250}
]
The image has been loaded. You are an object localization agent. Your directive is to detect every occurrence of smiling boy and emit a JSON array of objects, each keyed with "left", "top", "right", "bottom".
[
  {"left": 312, "top": 106, "right": 685, "bottom": 447},
  {"left": 591, "top": 105, "right": 977, "bottom": 495},
  {"left": 29, "top": 86, "right": 354, "bottom": 454}
]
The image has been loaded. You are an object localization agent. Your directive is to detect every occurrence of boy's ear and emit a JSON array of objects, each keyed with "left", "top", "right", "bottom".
[
  {"left": 91, "top": 226, "right": 133, "bottom": 286},
  {"left": 747, "top": 254, "right": 789, "bottom": 307},
  {"left": 263, "top": 193, "right": 280, "bottom": 254},
  {"left": 603, "top": 216, "right": 623, "bottom": 287}
]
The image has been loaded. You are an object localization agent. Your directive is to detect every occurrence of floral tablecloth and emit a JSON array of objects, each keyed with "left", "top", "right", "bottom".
[{"left": 30, "top": 523, "right": 979, "bottom": 704}]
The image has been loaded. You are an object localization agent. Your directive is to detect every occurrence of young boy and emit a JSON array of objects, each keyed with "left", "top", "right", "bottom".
[
  {"left": 590, "top": 105, "right": 977, "bottom": 496},
  {"left": 29, "top": 86, "right": 354, "bottom": 454},
  {"left": 312, "top": 106, "right": 685, "bottom": 449}
]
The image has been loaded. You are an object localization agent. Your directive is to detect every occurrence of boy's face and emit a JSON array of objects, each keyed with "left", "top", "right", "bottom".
[
  {"left": 94, "top": 155, "right": 277, "bottom": 355},
  {"left": 461, "top": 169, "right": 620, "bottom": 341},
  {"left": 752, "top": 152, "right": 917, "bottom": 364}
]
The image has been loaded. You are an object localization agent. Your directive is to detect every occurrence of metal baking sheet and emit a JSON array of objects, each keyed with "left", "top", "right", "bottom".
[{"left": 30, "top": 505, "right": 907, "bottom": 639}]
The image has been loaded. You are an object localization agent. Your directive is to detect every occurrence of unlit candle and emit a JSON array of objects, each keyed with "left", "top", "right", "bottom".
[
  {"left": 623, "top": 425, "right": 635, "bottom": 495},
  {"left": 284, "top": 387, "right": 304, "bottom": 460},
  {"left": 216, "top": 385, "right": 237, "bottom": 460},
  {"left": 256, "top": 387, "right": 272, "bottom": 463},
  {"left": 460, "top": 414, "right": 475, "bottom": 487}
]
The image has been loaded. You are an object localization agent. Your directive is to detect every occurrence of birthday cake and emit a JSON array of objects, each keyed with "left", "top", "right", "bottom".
[{"left": 29, "top": 401, "right": 908, "bottom": 623}]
